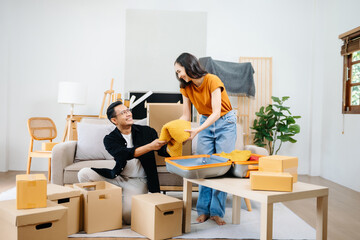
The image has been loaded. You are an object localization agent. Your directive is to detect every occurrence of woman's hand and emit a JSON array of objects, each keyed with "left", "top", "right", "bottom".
[{"left": 185, "top": 128, "right": 199, "bottom": 141}]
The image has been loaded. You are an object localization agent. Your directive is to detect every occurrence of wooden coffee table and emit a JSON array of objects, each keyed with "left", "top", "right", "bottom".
[{"left": 182, "top": 178, "right": 328, "bottom": 240}]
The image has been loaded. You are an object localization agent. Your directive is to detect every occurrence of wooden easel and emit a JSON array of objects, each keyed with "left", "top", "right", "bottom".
[{"left": 99, "top": 78, "right": 123, "bottom": 118}]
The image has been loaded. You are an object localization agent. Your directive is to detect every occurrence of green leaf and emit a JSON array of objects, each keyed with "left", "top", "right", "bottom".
[
  {"left": 278, "top": 124, "right": 288, "bottom": 132},
  {"left": 265, "top": 105, "right": 273, "bottom": 112},
  {"left": 267, "top": 118, "right": 276, "bottom": 128},
  {"left": 272, "top": 96, "right": 281, "bottom": 104},
  {"left": 265, "top": 136, "right": 273, "bottom": 142},
  {"left": 274, "top": 112, "right": 284, "bottom": 117},
  {"left": 288, "top": 124, "right": 300, "bottom": 133},
  {"left": 282, "top": 96, "right": 290, "bottom": 101},
  {"left": 286, "top": 117, "right": 296, "bottom": 124},
  {"left": 278, "top": 106, "right": 290, "bottom": 111},
  {"left": 277, "top": 135, "right": 290, "bottom": 142}
]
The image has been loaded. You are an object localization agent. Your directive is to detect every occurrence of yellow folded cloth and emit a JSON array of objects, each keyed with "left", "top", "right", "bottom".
[
  {"left": 218, "top": 150, "right": 252, "bottom": 162},
  {"left": 159, "top": 119, "right": 191, "bottom": 157}
]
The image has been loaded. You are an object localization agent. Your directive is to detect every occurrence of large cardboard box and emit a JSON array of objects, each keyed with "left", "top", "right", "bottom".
[
  {"left": 147, "top": 103, "right": 192, "bottom": 165},
  {"left": 250, "top": 171, "right": 293, "bottom": 192},
  {"left": 47, "top": 184, "right": 81, "bottom": 235},
  {"left": 259, "top": 155, "right": 298, "bottom": 182},
  {"left": 16, "top": 174, "right": 47, "bottom": 209},
  {"left": 73, "top": 181, "right": 122, "bottom": 234},
  {"left": 0, "top": 199, "right": 68, "bottom": 240},
  {"left": 131, "top": 193, "right": 183, "bottom": 240}
]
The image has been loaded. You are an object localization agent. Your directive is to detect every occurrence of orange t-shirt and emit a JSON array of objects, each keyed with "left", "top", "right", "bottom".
[{"left": 180, "top": 73, "right": 232, "bottom": 117}]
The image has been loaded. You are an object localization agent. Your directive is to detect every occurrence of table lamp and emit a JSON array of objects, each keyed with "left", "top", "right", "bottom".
[{"left": 58, "top": 82, "right": 87, "bottom": 141}]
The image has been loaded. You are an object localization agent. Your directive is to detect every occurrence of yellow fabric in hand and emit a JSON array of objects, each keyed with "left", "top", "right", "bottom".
[
  {"left": 159, "top": 119, "right": 191, "bottom": 157},
  {"left": 218, "top": 150, "right": 252, "bottom": 162}
]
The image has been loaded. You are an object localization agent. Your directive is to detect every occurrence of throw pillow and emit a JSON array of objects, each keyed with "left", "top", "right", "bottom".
[{"left": 75, "top": 121, "right": 115, "bottom": 160}]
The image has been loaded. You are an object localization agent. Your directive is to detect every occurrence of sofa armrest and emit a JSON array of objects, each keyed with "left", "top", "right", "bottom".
[
  {"left": 51, "top": 141, "right": 77, "bottom": 185},
  {"left": 244, "top": 145, "right": 269, "bottom": 156}
]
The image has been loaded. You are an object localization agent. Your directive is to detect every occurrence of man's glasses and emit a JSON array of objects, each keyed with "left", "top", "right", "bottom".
[{"left": 115, "top": 108, "right": 132, "bottom": 117}]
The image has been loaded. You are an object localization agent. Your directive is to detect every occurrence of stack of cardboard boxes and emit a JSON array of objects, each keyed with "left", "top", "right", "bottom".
[
  {"left": 250, "top": 155, "right": 298, "bottom": 192},
  {"left": 0, "top": 174, "right": 183, "bottom": 240},
  {"left": 0, "top": 174, "right": 68, "bottom": 240}
]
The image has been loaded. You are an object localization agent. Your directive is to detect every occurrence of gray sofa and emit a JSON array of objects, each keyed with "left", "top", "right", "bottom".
[{"left": 51, "top": 118, "right": 268, "bottom": 186}]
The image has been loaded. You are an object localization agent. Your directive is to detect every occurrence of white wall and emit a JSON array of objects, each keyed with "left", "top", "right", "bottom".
[
  {"left": 0, "top": 0, "right": 9, "bottom": 172},
  {"left": 2, "top": 0, "right": 126, "bottom": 171},
  {"left": 125, "top": 9, "right": 207, "bottom": 93},
  {"left": 312, "top": 0, "right": 360, "bottom": 191},
  {"left": 1, "top": 0, "right": 358, "bottom": 192}
]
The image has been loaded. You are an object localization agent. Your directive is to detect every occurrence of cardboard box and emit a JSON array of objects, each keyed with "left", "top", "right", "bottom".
[
  {"left": 47, "top": 184, "right": 81, "bottom": 235},
  {"left": 41, "top": 142, "right": 58, "bottom": 151},
  {"left": 131, "top": 193, "right": 183, "bottom": 240},
  {"left": 259, "top": 155, "right": 298, "bottom": 182},
  {"left": 147, "top": 103, "right": 192, "bottom": 165},
  {"left": 0, "top": 199, "right": 68, "bottom": 240},
  {"left": 73, "top": 181, "right": 122, "bottom": 234},
  {"left": 16, "top": 174, "right": 47, "bottom": 209},
  {"left": 250, "top": 171, "right": 293, "bottom": 192}
]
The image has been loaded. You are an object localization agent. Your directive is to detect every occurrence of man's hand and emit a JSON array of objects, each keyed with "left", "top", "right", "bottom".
[{"left": 150, "top": 139, "right": 167, "bottom": 150}]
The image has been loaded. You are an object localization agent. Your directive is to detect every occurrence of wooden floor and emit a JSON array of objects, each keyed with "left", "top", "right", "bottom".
[{"left": 1, "top": 171, "right": 359, "bottom": 240}]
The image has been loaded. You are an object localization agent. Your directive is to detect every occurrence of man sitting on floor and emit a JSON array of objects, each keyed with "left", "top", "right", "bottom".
[{"left": 78, "top": 101, "right": 169, "bottom": 224}]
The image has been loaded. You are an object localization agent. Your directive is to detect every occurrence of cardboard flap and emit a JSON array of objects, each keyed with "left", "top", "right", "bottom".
[
  {"left": 47, "top": 184, "right": 81, "bottom": 200},
  {"left": 156, "top": 200, "right": 183, "bottom": 212},
  {"left": 0, "top": 200, "right": 67, "bottom": 227}
]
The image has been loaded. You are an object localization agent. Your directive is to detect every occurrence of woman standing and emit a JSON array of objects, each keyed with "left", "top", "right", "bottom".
[{"left": 174, "top": 53, "right": 237, "bottom": 225}]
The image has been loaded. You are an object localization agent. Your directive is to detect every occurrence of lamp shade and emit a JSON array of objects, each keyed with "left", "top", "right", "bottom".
[{"left": 58, "top": 82, "right": 87, "bottom": 105}]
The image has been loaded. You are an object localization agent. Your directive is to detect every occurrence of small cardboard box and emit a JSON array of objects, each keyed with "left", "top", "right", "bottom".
[
  {"left": 259, "top": 155, "right": 298, "bottom": 182},
  {"left": 0, "top": 199, "right": 68, "bottom": 240},
  {"left": 47, "top": 184, "right": 81, "bottom": 235},
  {"left": 251, "top": 171, "right": 293, "bottom": 192},
  {"left": 73, "top": 181, "right": 122, "bottom": 234},
  {"left": 147, "top": 103, "right": 192, "bottom": 165},
  {"left": 131, "top": 193, "right": 183, "bottom": 240},
  {"left": 16, "top": 174, "right": 47, "bottom": 209}
]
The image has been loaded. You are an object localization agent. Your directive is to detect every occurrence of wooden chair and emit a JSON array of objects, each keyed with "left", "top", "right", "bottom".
[{"left": 27, "top": 117, "right": 57, "bottom": 181}]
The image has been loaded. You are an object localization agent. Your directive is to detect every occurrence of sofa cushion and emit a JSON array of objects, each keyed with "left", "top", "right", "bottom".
[
  {"left": 75, "top": 120, "right": 115, "bottom": 160},
  {"left": 63, "top": 160, "right": 116, "bottom": 184}
]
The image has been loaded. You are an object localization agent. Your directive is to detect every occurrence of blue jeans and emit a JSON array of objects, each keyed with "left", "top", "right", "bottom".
[{"left": 196, "top": 110, "right": 237, "bottom": 217}]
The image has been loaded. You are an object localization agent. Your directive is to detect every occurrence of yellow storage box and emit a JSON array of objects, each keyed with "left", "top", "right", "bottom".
[
  {"left": 250, "top": 171, "right": 293, "bottom": 192},
  {"left": 16, "top": 174, "right": 47, "bottom": 209},
  {"left": 259, "top": 155, "right": 298, "bottom": 182}
]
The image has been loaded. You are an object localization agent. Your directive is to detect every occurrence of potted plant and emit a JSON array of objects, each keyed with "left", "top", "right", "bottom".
[{"left": 251, "top": 96, "right": 301, "bottom": 155}]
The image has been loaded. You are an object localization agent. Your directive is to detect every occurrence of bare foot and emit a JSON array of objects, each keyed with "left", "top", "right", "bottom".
[
  {"left": 196, "top": 214, "right": 209, "bottom": 223},
  {"left": 210, "top": 216, "right": 226, "bottom": 225}
]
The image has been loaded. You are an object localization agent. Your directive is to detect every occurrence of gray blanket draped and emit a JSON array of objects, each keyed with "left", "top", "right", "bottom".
[{"left": 199, "top": 57, "right": 255, "bottom": 97}]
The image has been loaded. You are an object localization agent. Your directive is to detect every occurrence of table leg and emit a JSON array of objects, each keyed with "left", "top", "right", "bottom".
[
  {"left": 232, "top": 195, "right": 241, "bottom": 224},
  {"left": 260, "top": 202, "right": 273, "bottom": 240},
  {"left": 183, "top": 179, "right": 192, "bottom": 233},
  {"left": 316, "top": 196, "right": 328, "bottom": 240}
]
